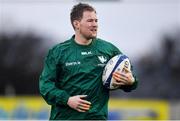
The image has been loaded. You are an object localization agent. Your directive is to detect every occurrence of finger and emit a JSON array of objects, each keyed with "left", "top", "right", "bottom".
[
  {"left": 113, "top": 72, "right": 128, "bottom": 80},
  {"left": 78, "top": 105, "right": 90, "bottom": 111},
  {"left": 113, "top": 73, "right": 127, "bottom": 83},
  {"left": 77, "top": 108, "right": 86, "bottom": 112},
  {"left": 113, "top": 72, "right": 121, "bottom": 79},
  {"left": 121, "top": 72, "right": 134, "bottom": 82},
  {"left": 113, "top": 75, "right": 121, "bottom": 81},
  {"left": 80, "top": 99, "right": 91, "bottom": 105},
  {"left": 112, "top": 81, "right": 125, "bottom": 86},
  {"left": 78, "top": 95, "right": 87, "bottom": 98},
  {"left": 81, "top": 107, "right": 90, "bottom": 111},
  {"left": 113, "top": 72, "right": 134, "bottom": 85},
  {"left": 119, "top": 75, "right": 128, "bottom": 82},
  {"left": 79, "top": 103, "right": 91, "bottom": 108},
  {"left": 113, "top": 72, "right": 120, "bottom": 76},
  {"left": 77, "top": 104, "right": 90, "bottom": 112},
  {"left": 119, "top": 73, "right": 130, "bottom": 79},
  {"left": 114, "top": 76, "right": 130, "bottom": 86}
]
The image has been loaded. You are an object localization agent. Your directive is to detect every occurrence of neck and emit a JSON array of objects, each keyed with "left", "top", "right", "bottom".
[{"left": 74, "top": 33, "right": 92, "bottom": 45}]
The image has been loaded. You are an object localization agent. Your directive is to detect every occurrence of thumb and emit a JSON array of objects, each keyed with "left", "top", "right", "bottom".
[{"left": 78, "top": 95, "right": 87, "bottom": 99}]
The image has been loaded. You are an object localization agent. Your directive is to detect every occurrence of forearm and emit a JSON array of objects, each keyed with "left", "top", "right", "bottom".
[
  {"left": 41, "top": 87, "right": 70, "bottom": 106},
  {"left": 39, "top": 76, "right": 70, "bottom": 106}
]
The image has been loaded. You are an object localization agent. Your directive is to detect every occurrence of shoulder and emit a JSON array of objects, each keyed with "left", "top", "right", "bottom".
[
  {"left": 96, "top": 38, "right": 121, "bottom": 51},
  {"left": 96, "top": 38, "right": 118, "bottom": 49},
  {"left": 47, "top": 39, "right": 72, "bottom": 58},
  {"left": 50, "top": 39, "right": 72, "bottom": 52},
  {"left": 52, "top": 39, "right": 71, "bottom": 50},
  {"left": 94, "top": 38, "right": 122, "bottom": 57}
]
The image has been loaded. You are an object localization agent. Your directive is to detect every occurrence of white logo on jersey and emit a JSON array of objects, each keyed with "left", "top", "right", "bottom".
[
  {"left": 81, "top": 51, "right": 92, "bottom": 55},
  {"left": 98, "top": 56, "right": 107, "bottom": 64},
  {"left": 65, "top": 61, "right": 81, "bottom": 66}
]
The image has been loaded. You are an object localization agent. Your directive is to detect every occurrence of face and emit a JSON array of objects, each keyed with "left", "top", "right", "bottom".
[{"left": 74, "top": 11, "right": 98, "bottom": 39}]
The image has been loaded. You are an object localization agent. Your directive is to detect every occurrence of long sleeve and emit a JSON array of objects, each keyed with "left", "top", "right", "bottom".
[
  {"left": 39, "top": 48, "right": 70, "bottom": 106},
  {"left": 111, "top": 44, "right": 138, "bottom": 92}
]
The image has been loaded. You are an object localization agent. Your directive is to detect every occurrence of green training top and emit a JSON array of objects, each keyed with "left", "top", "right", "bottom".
[{"left": 39, "top": 35, "right": 138, "bottom": 120}]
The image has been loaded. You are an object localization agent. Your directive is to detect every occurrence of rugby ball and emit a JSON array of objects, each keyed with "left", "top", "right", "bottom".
[{"left": 102, "top": 54, "right": 131, "bottom": 90}]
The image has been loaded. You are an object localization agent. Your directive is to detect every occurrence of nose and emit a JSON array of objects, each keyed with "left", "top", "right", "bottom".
[{"left": 92, "top": 20, "right": 98, "bottom": 27}]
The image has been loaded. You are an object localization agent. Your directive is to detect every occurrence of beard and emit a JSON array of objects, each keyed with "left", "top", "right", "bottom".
[
  {"left": 85, "top": 35, "right": 96, "bottom": 40},
  {"left": 80, "top": 30, "right": 97, "bottom": 40}
]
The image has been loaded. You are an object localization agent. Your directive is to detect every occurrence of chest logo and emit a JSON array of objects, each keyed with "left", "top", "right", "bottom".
[
  {"left": 98, "top": 56, "right": 107, "bottom": 64},
  {"left": 81, "top": 51, "right": 92, "bottom": 55},
  {"left": 65, "top": 61, "right": 81, "bottom": 66}
]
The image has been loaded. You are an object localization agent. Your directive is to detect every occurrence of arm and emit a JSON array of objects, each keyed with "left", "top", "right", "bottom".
[
  {"left": 109, "top": 43, "right": 138, "bottom": 92},
  {"left": 39, "top": 48, "right": 70, "bottom": 106},
  {"left": 39, "top": 47, "right": 91, "bottom": 112}
]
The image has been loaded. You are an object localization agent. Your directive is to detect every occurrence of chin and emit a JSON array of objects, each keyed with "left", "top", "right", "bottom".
[
  {"left": 90, "top": 36, "right": 97, "bottom": 39},
  {"left": 85, "top": 35, "right": 97, "bottom": 40},
  {"left": 91, "top": 34, "right": 97, "bottom": 38}
]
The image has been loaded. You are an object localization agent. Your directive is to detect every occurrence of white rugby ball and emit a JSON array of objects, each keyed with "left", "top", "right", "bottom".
[{"left": 102, "top": 54, "right": 131, "bottom": 90}]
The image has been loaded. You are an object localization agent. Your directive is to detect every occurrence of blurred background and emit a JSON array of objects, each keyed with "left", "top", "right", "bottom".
[{"left": 0, "top": 0, "right": 180, "bottom": 120}]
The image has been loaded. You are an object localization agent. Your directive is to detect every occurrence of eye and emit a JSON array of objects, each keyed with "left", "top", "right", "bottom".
[
  {"left": 87, "top": 19, "right": 98, "bottom": 23},
  {"left": 87, "top": 19, "right": 93, "bottom": 22}
]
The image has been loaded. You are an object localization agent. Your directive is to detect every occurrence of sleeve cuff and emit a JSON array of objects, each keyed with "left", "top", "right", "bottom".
[{"left": 56, "top": 91, "right": 70, "bottom": 105}]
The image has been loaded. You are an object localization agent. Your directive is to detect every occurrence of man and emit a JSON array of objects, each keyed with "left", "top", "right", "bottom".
[{"left": 39, "top": 3, "right": 138, "bottom": 120}]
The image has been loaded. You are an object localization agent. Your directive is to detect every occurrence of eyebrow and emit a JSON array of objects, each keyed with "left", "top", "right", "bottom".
[{"left": 87, "top": 18, "right": 98, "bottom": 21}]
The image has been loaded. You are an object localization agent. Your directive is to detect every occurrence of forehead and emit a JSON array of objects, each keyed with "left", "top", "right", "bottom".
[{"left": 82, "top": 11, "right": 97, "bottom": 19}]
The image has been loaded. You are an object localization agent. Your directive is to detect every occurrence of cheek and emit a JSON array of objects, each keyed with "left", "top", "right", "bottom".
[
  {"left": 80, "top": 22, "right": 91, "bottom": 28},
  {"left": 80, "top": 25, "right": 90, "bottom": 32}
]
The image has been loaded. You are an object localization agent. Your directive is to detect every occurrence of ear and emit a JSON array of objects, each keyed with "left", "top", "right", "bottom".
[{"left": 73, "top": 20, "right": 80, "bottom": 30}]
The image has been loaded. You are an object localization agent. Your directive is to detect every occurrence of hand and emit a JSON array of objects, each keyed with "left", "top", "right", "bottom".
[
  {"left": 67, "top": 95, "right": 91, "bottom": 112},
  {"left": 112, "top": 68, "right": 135, "bottom": 87}
]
